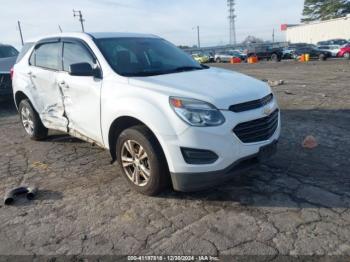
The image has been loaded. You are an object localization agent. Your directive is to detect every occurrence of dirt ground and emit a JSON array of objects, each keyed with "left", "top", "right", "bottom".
[{"left": 0, "top": 59, "right": 350, "bottom": 258}]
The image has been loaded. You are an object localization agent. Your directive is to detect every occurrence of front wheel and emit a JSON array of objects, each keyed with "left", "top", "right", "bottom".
[
  {"left": 18, "top": 99, "right": 48, "bottom": 140},
  {"left": 344, "top": 52, "right": 350, "bottom": 60},
  {"left": 116, "top": 126, "right": 169, "bottom": 196},
  {"left": 215, "top": 58, "right": 221, "bottom": 63}
]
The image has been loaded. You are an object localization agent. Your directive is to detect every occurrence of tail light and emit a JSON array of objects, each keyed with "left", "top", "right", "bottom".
[{"left": 10, "top": 67, "right": 14, "bottom": 80}]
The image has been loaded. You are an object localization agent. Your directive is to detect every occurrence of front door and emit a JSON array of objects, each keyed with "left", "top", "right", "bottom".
[{"left": 56, "top": 40, "right": 103, "bottom": 145}]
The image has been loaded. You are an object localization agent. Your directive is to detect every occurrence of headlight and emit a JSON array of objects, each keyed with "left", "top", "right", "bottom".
[{"left": 169, "top": 97, "right": 225, "bottom": 127}]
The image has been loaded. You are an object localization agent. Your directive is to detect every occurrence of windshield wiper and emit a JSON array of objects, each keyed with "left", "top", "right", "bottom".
[
  {"left": 172, "top": 66, "right": 205, "bottom": 72},
  {"left": 122, "top": 65, "right": 208, "bottom": 77},
  {"left": 122, "top": 70, "right": 173, "bottom": 77}
]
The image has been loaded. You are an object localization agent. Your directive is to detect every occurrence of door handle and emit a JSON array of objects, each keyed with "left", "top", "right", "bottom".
[{"left": 58, "top": 81, "right": 69, "bottom": 89}]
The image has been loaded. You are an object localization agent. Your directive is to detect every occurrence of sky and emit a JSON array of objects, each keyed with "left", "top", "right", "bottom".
[{"left": 1, "top": 0, "right": 305, "bottom": 49}]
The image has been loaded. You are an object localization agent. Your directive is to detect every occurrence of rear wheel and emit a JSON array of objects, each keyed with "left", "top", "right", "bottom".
[
  {"left": 18, "top": 99, "right": 48, "bottom": 140},
  {"left": 319, "top": 54, "right": 327, "bottom": 61},
  {"left": 116, "top": 125, "right": 169, "bottom": 196},
  {"left": 215, "top": 58, "right": 221, "bottom": 63},
  {"left": 271, "top": 53, "right": 279, "bottom": 62}
]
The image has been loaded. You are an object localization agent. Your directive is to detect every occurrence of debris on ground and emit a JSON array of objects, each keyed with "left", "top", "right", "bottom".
[
  {"left": 31, "top": 161, "right": 49, "bottom": 170},
  {"left": 4, "top": 186, "right": 38, "bottom": 205},
  {"left": 267, "top": 80, "right": 285, "bottom": 87},
  {"left": 302, "top": 135, "right": 318, "bottom": 149},
  {"left": 285, "top": 90, "right": 296, "bottom": 95}
]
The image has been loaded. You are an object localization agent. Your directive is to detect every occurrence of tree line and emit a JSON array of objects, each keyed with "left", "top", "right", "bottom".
[{"left": 302, "top": 0, "right": 350, "bottom": 22}]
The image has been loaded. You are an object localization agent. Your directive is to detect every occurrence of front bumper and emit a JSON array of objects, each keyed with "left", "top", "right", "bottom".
[
  {"left": 171, "top": 140, "right": 278, "bottom": 192},
  {"left": 159, "top": 99, "right": 281, "bottom": 191}
]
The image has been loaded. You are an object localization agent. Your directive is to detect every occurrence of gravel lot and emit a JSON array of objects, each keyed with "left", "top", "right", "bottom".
[{"left": 0, "top": 59, "right": 350, "bottom": 258}]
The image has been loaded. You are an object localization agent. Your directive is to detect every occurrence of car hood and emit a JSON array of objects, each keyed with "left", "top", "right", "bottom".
[
  {"left": 130, "top": 67, "right": 271, "bottom": 110},
  {"left": 0, "top": 56, "right": 17, "bottom": 73}
]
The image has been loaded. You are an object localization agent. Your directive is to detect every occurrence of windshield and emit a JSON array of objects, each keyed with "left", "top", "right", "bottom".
[
  {"left": 96, "top": 37, "right": 205, "bottom": 77},
  {"left": 0, "top": 46, "right": 19, "bottom": 58}
]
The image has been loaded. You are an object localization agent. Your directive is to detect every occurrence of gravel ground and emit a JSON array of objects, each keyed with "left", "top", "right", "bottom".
[{"left": 0, "top": 59, "right": 349, "bottom": 258}]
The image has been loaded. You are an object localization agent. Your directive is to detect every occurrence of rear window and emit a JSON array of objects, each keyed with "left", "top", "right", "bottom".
[
  {"left": 30, "top": 42, "right": 61, "bottom": 70},
  {"left": 0, "top": 45, "right": 18, "bottom": 58},
  {"left": 16, "top": 43, "right": 34, "bottom": 63}
]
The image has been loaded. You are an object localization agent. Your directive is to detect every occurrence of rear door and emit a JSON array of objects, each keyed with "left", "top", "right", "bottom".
[
  {"left": 27, "top": 39, "right": 68, "bottom": 132},
  {"left": 56, "top": 39, "right": 103, "bottom": 144}
]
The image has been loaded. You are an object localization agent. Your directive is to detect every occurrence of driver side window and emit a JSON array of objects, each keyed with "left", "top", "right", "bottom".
[{"left": 63, "top": 42, "right": 95, "bottom": 72}]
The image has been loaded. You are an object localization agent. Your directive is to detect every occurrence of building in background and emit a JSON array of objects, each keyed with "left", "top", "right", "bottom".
[{"left": 282, "top": 15, "right": 350, "bottom": 44}]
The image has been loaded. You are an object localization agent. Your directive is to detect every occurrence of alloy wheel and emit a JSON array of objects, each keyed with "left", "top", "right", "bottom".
[
  {"left": 121, "top": 140, "right": 151, "bottom": 187},
  {"left": 21, "top": 106, "right": 34, "bottom": 135}
]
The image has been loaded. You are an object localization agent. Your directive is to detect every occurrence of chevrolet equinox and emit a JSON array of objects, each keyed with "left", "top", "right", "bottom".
[{"left": 12, "top": 32, "right": 280, "bottom": 195}]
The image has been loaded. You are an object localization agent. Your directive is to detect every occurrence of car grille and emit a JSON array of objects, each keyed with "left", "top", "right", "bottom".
[
  {"left": 233, "top": 109, "right": 279, "bottom": 143},
  {"left": 229, "top": 94, "right": 274, "bottom": 113},
  {"left": 0, "top": 74, "right": 11, "bottom": 90}
]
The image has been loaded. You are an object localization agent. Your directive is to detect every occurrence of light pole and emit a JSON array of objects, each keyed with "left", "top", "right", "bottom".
[{"left": 192, "top": 26, "right": 201, "bottom": 48}]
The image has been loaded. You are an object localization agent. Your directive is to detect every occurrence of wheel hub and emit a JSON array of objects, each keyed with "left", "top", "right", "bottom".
[
  {"left": 121, "top": 140, "right": 151, "bottom": 187},
  {"left": 21, "top": 106, "right": 34, "bottom": 135}
]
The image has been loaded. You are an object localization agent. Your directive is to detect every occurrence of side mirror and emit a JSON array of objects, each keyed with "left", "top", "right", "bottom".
[{"left": 69, "top": 63, "right": 94, "bottom": 77}]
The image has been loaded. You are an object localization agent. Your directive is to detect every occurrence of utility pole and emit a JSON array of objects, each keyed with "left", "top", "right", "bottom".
[
  {"left": 272, "top": 28, "right": 275, "bottom": 43},
  {"left": 227, "top": 0, "right": 237, "bottom": 46},
  {"left": 192, "top": 26, "right": 201, "bottom": 48},
  {"left": 73, "top": 10, "right": 85, "bottom": 32},
  {"left": 197, "top": 26, "right": 201, "bottom": 48},
  {"left": 58, "top": 25, "right": 63, "bottom": 33},
  {"left": 17, "top": 21, "right": 24, "bottom": 46}
]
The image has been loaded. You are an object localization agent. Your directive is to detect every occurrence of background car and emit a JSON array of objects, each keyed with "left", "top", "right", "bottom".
[
  {"left": 0, "top": 44, "right": 18, "bottom": 97},
  {"left": 283, "top": 43, "right": 312, "bottom": 59},
  {"left": 246, "top": 45, "right": 283, "bottom": 62},
  {"left": 214, "top": 51, "right": 246, "bottom": 63},
  {"left": 282, "top": 47, "right": 294, "bottom": 59},
  {"left": 317, "top": 39, "right": 348, "bottom": 46},
  {"left": 191, "top": 53, "right": 209, "bottom": 64},
  {"left": 337, "top": 44, "right": 350, "bottom": 59},
  {"left": 317, "top": 45, "right": 341, "bottom": 57},
  {"left": 229, "top": 50, "right": 247, "bottom": 61},
  {"left": 203, "top": 51, "right": 215, "bottom": 62},
  {"left": 292, "top": 46, "right": 332, "bottom": 60},
  {"left": 214, "top": 52, "right": 233, "bottom": 63}
]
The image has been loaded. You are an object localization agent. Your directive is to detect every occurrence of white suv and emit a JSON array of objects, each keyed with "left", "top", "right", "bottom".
[{"left": 12, "top": 32, "right": 280, "bottom": 195}]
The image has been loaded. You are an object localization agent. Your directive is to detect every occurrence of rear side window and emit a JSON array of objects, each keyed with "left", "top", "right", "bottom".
[
  {"left": 31, "top": 42, "right": 61, "bottom": 70},
  {"left": 16, "top": 43, "right": 34, "bottom": 63},
  {"left": 63, "top": 42, "right": 95, "bottom": 72}
]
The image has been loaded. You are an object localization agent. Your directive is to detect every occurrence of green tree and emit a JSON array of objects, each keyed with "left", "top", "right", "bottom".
[{"left": 302, "top": 0, "right": 350, "bottom": 22}]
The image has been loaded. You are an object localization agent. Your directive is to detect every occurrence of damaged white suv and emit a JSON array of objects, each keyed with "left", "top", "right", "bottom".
[{"left": 13, "top": 32, "right": 280, "bottom": 195}]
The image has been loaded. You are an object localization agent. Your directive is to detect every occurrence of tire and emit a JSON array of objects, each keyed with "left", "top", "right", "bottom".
[
  {"left": 271, "top": 53, "right": 279, "bottom": 62},
  {"left": 18, "top": 99, "right": 48, "bottom": 140},
  {"left": 116, "top": 125, "right": 169, "bottom": 196},
  {"left": 344, "top": 52, "right": 350, "bottom": 60},
  {"left": 319, "top": 54, "right": 327, "bottom": 61},
  {"left": 215, "top": 58, "right": 221, "bottom": 63}
]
